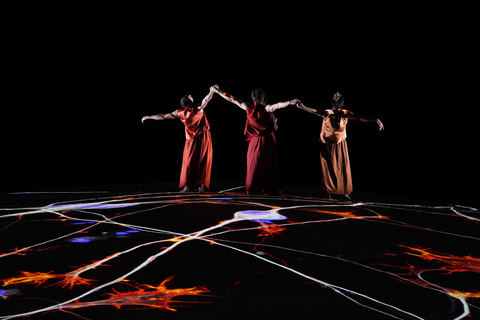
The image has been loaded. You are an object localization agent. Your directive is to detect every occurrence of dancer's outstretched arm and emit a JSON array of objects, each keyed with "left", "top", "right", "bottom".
[
  {"left": 346, "top": 113, "right": 384, "bottom": 130},
  {"left": 265, "top": 99, "right": 299, "bottom": 112},
  {"left": 198, "top": 85, "right": 218, "bottom": 111},
  {"left": 141, "top": 110, "right": 179, "bottom": 123},
  {"left": 211, "top": 87, "right": 249, "bottom": 110},
  {"left": 296, "top": 102, "right": 329, "bottom": 117}
]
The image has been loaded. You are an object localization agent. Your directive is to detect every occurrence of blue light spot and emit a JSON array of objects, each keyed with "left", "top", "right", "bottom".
[
  {"left": 67, "top": 236, "right": 104, "bottom": 243},
  {"left": 114, "top": 230, "right": 141, "bottom": 236},
  {"left": 72, "top": 221, "right": 96, "bottom": 225},
  {"left": 242, "top": 210, "right": 269, "bottom": 215},
  {"left": 69, "top": 237, "right": 92, "bottom": 243},
  {"left": 252, "top": 219, "right": 274, "bottom": 224},
  {"left": 0, "top": 288, "right": 21, "bottom": 297}
]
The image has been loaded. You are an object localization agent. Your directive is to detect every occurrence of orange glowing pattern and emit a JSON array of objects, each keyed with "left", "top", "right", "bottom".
[
  {"left": 257, "top": 222, "right": 286, "bottom": 238},
  {"left": 391, "top": 245, "right": 480, "bottom": 303},
  {"left": 2, "top": 270, "right": 95, "bottom": 289},
  {"left": 1, "top": 271, "right": 57, "bottom": 287},
  {"left": 402, "top": 245, "right": 480, "bottom": 274},
  {"left": 448, "top": 289, "right": 480, "bottom": 299},
  {"left": 1, "top": 252, "right": 124, "bottom": 289},
  {"left": 1, "top": 190, "right": 479, "bottom": 319},
  {"left": 222, "top": 92, "right": 234, "bottom": 99},
  {"left": 62, "top": 277, "right": 210, "bottom": 311},
  {"left": 306, "top": 208, "right": 389, "bottom": 220}
]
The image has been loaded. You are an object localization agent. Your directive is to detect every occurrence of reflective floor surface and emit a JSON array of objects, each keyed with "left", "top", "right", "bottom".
[{"left": 0, "top": 185, "right": 479, "bottom": 319}]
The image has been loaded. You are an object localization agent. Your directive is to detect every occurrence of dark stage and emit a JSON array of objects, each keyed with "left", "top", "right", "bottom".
[
  {"left": 1, "top": 184, "right": 479, "bottom": 320},
  {"left": 3, "top": 7, "right": 479, "bottom": 319}
]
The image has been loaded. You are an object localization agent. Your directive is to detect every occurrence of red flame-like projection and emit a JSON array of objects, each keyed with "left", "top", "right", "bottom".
[
  {"left": 257, "top": 222, "right": 286, "bottom": 238},
  {"left": 396, "top": 245, "right": 480, "bottom": 300},
  {"left": 60, "top": 277, "right": 210, "bottom": 311},
  {"left": 402, "top": 245, "right": 480, "bottom": 274},
  {"left": 0, "top": 190, "right": 478, "bottom": 319}
]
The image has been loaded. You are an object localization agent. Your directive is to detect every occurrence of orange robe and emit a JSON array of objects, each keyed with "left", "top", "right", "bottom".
[
  {"left": 319, "top": 109, "right": 353, "bottom": 195},
  {"left": 244, "top": 103, "right": 281, "bottom": 195},
  {"left": 177, "top": 108, "right": 212, "bottom": 190}
]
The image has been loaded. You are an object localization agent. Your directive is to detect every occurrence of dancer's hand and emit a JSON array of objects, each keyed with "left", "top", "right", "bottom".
[
  {"left": 376, "top": 119, "right": 384, "bottom": 131},
  {"left": 141, "top": 116, "right": 150, "bottom": 123}
]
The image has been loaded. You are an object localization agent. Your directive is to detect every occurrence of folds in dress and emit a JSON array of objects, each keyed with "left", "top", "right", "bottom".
[
  {"left": 319, "top": 140, "right": 352, "bottom": 194},
  {"left": 244, "top": 103, "right": 281, "bottom": 195},
  {"left": 246, "top": 132, "right": 281, "bottom": 194},
  {"left": 177, "top": 108, "right": 212, "bottom": 190},
  {"left": 319, "top": 109, "right": 353, "bottom": 195}
]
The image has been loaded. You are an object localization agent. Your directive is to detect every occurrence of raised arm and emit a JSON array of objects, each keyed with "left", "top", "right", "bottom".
[
  {"left": 141, "top": 110, "right": 179, "bottom": 123},
  {"left": 198, "top": 85, "right": 217, "bottom": 111},
  {"left": 211, "top": 87, "right": 249, "bottom": 110},
  {"left": 296, "top": 102, "right": 329, "bottom": 117},
  {"left": 345, "top": 112, "right": 384, "bottom": 130},
  {"left": 265, "top": 99, "right": 299, "bottom": 112}
]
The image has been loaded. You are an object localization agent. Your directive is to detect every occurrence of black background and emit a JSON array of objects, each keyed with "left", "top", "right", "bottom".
[{"left": 2, "top": 4, "right": 478, "bottom": 206}]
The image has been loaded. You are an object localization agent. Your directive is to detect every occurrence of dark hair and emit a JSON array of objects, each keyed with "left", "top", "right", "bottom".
[
  {"left": 180, "top": 95, "right": 192, "bottom": 109},
  {"left": 331, "top": 92, "right": 345, "bottom": 109},
  {"left": 251, "top": 88, "right": 267, "bottom": 104}
]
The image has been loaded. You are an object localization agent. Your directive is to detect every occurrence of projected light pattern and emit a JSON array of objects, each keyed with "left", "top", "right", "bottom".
[
  {"left": 59, "top": 277, "right": 211, "bottom": 311},
  {"left": 0, "top": 289, "right": 21, "bottom": 299},
  {"left": 0, "top": 190, "right": 479, "bottom": 319},
  {"left": 234, "top": 210, "right": 287, "bottom": 224}
]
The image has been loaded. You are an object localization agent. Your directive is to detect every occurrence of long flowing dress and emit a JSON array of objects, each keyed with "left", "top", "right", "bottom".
[
  {"left": 244, "top": 102, "right": 281, "bottom": 195},
  {"left": 177, "top": 107, "right": 213, "bottom": 190},
  {"left": 319, "top": 109, "right": 353, "bottom": 195}
]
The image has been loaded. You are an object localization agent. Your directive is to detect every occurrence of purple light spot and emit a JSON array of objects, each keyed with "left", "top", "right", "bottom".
[
  {"left": 67, "top": 236, "right": 104, "bottom": 243},
  {"left": 241, "top": 210, "right": 269, "bottom": 215},
  {"left": 252, "top": 219, "right": 274, "bottom": 224},
  {"left": 69, "top": 238, "right": 92, "bottom": 243}
]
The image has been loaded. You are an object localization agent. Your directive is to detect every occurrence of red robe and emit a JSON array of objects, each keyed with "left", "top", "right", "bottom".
[
  {"left": 319, "top": 109, "right": 353, "bottom": 195},
  {"left": 244, "top": 102, "right": 281, "bottom": 195},
  {"left": 177, "top": 108, "right": 213, "bottom": 190}
]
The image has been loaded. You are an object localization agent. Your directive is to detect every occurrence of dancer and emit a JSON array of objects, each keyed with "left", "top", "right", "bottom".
[
  {"left": 212, "top": 86, "right": 298, "bottom": 195},
  {"left": 141, "top": 86, "right": 217, "bottom": 193},
  {"left": 297, "top": 92, "right": 384, "bottom": 199}
]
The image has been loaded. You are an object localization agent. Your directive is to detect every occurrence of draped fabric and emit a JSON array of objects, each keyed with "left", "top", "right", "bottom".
[
  {"left": 177, "top": 107, "right": 210, "bottom": 140},
  {"left": 319, "top": 109, "right": 353, "bottom": 195},
  {"left": 244, "top": 103, "right": 281, "bottom": 195},
  {"left": 244, "top": 102, "right": 275, "bottom": 137},
  {"left": 246, "top": 133, "right": 281, "bottom": 194},
  {"left": 319, "top": 140, "right": 353, "bottom": 195},
  {"left": 177, "top": 108, "right": 212, "bottom": 189},
  {"left": 319, "top": 109, "right": 350, "bottom": 144}
]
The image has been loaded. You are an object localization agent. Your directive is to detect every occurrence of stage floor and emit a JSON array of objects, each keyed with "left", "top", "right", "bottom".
[{"left": 0, "top": 184, "right": 479, "bottom": 319}]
